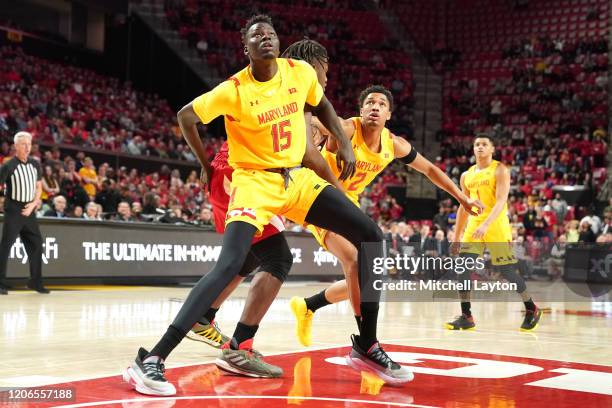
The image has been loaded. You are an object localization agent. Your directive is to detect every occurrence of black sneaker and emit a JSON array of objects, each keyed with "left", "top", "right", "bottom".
[
  {"left": 520, "top": 307, "right": 542, "bottom": 331},
  {"left": 122, "top": 347, "right": 176, "bottom": 396},
  {"left": 27, "top": 280, "right": 50, "bottom": 294},
  {"left": 346, "top": 334, "right": 414, "bottom": 386},
  {"left": 445, "top": 314, "right": 475, "bottom": 330}
]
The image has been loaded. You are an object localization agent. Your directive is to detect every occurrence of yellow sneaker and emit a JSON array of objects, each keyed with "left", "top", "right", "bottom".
[{"left": 290, "top": 296, "right": 313, "bottom": 346}]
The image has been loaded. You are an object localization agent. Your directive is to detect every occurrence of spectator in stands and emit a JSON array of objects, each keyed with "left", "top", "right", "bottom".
[
  {"left": 389, "top": 197, "right": 403, "bottom": 219},
  {"left": 159, "top": 201, "right": 186, "bottom": 224},
  {"left": 419, "top": 224, "right": 431, "bottom": 252},
  {"left": 41, "top": 164, "right": 59, "bottom": 202},
  {"left": 84, "top": 202, "right": 101, "bottom": 220},
  {"left": 44, "top": 195, "right": 67, "bottom": 218},
  {"left": 580, "top": 214, "right": 601, "bottom": 235},
  {"left": 426, "top": 229, "right": 449, "bottom": 257},
  {"left": 71, "top": 205, "right": 83, "bottom": 218},
  {"left": 131, "top": 201, "right": 143, "bottom": 221},
  {"left": 548, "top": 234, "right": 566, "bottom": 280},
  {"left": 114, "top": 201, "right": 136, "bottom": 222},
  {"left": 551, "top": 193, "right": 568, "bottom": 225},
  {"left": 95, "top": 180, "right": 121, "bottom": 213},
  {"left": 490, "top": 97, "right": 503, "bottom": 124},
  {"left": 197, "top": 207, "right": 214, "bottom": 227},
  {"left": 79, "top": 157, "right": 98, "bottom": 199},
  {"left": 433, "top": 206, "right": 449, "bottom": 231},
  {"left": 604, "top": 198, "right": 612, "bottom": 217},
  {"left": 514, "top": 236, "right": 533, "bottom": 279},
  {"left": 406, "top": 224, "right": 420, "bottom": 244},
  {"left": 600, "top": 211, "right": 612, "bottom": 236},
  {"left": 126, "top": 135, "right": 145, "bottom": 156},
  {"left": 142, "top": 192, "right": 160, "bottom": 214},
  {"left": 578, "top": 220, "right": 596, "bottom": 243}
]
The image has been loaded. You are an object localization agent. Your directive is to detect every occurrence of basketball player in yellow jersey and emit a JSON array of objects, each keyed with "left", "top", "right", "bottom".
[
  {"left": 290, "top": 85, "right": 484, "bottom": 350},
  {"left": 446, "top": 135, "right": 542, "bottom": 331},
  {"left": 124, "top": 15, "right": 414, "bottom": 396}
]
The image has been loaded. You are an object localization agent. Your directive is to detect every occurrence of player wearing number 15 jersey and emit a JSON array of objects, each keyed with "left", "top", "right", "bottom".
[
  {"left": 124, "top": 15, "right": 415, "bottom": 396},
  {"left": 290, "top": 85, "right": 484, "bottom": 359}
]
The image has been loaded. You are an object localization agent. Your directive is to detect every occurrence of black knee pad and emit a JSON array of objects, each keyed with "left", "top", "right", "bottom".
[
  {"left": 259, "top": 255, "right": 292, "bottom": 282},
  {"left": 250, "top": 233, "right": 293, "bottom": 282},
  {"left": 238, "top": 251, "right": 261, "bottom": 278},
  {"left": 495, "top": 263, "right": 527, "bottom": 293}
]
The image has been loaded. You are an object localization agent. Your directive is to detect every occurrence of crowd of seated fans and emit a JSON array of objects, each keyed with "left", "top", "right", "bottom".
[
  {"left": 0, "top": 46, "right": 224, "bottom": 162},
  {"left": 0, "top": 144, "right": 215, "bottom": 227},
  {"left": 439, "top": 33, "right": 609, "bottom": 196},
  {"left": 1, "top": 4, "right": 609, "bottom": 264},
  {"left": 163, "top": 0, "right": 415, "bottom": 138}
]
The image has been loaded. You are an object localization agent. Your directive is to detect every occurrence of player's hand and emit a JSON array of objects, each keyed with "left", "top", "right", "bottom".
[
  {"left": 200, "top": 165, "right": 214, "bottom": 191},
  {"left": 471, "top": 223, "right": 489, "bottom": 240},
  {"left": 459, "top": 196, "right": 485, "bottom": 217},
  {"left": 336, "top": 141, "right": 356, "bottom": 180},
  {"left": 449, "top": 241, "right": 461, "bottom": 256}
]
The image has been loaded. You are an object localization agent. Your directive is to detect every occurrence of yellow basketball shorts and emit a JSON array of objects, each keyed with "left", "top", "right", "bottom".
[
  {"left": 461, "top": 220, "right": 516, "bottom": 266},
  {"left": 226, "top": 167, "right": 329, "bottom": 235}
]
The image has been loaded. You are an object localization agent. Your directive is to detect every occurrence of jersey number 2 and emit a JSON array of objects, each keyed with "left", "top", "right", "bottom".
[
  {"left": 272, "top": 120, "right": 292, "bottom": 152},
  {"left": 348, "top": 172, "right": 367, "bottom": 191}
]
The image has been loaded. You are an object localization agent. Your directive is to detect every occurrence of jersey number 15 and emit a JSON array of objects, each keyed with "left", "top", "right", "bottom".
[{"left": 272, "top": 120, "right": 292, "bottom": 152}]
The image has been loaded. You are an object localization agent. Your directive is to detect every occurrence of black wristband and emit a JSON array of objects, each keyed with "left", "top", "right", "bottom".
[{"left": 399, "top": 145, "right": 418, "bottom": 164}]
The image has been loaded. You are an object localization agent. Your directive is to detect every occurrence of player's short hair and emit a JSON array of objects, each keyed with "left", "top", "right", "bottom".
[
  {"left": 281, "top": 38, "right": 329, "bottom": 67},
  {"left": 474, "top": 133, "right": 496, "bottom": 145},
  {"left": 358, "top": 85, "right": 394, "bottom": 112},
  {"left": 240, "top": 14, "right": 274, "bottom": 41}
]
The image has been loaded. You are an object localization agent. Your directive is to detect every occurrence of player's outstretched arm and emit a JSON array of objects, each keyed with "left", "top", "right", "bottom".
[
  {"left": 393, "top": 135, "right": 483, "bottom": 216},
  {"left": 471, "top": 164, "right": 510, "bottom": 240},
  {"left": 302, "top": 113, "right": 345, "bottom": 192},
  {"left": 309, "top": 95, "right": 355, "bottom": 180},
  {"left": 177, "top": 102, "right": 213, "bottom": 185}
]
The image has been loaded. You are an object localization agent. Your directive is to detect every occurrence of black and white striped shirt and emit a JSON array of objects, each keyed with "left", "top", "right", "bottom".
[{"left": 0, "top": 157, "right": 42, "bottom": 203}]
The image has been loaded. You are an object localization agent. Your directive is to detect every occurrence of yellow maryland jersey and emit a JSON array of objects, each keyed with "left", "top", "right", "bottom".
[
  {"left": 192, "top": 58, "right": 324, "bottom": 169},
  {"left": 323, "top": 117, "right": 395, "bottom": 205},
  {"left": 464, "top": 160, "right": 510, "bottom": 227}
]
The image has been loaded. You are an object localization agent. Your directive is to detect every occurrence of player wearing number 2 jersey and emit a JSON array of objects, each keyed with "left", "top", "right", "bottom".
[{"left": 290, "top": 85, "right": 485, "bottom": 356}]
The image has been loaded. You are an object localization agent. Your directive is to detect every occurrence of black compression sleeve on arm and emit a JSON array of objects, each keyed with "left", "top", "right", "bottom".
[{"left": 399, "top": 145, "right": 418, "bottom": 165}]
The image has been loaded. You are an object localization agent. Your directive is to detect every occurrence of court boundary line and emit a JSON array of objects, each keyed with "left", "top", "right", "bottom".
[{"left": 56, "top": 395, "right": 438, "bottom": 408}]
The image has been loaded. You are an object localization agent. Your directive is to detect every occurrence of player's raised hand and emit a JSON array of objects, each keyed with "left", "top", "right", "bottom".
[
  {"left": 336, "top": 141, "right": 356, "bottom": 180},
  {"left": 459, "top": 196, "right": 485, "bottom": 217}
]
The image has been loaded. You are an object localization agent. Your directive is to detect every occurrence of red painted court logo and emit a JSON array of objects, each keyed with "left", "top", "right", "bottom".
[{"left": 28, "top": 345, "right": 612, "bottom": 407}]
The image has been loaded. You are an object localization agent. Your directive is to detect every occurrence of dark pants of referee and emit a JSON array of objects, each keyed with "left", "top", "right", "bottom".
[{"left": 0, "top": 200, "right": 45, "bottom": 293}]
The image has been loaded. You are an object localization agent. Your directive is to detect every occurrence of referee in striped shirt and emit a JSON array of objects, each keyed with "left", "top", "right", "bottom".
[{"left": 0, "top": 132, "right": 49, "bottom": 294}]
